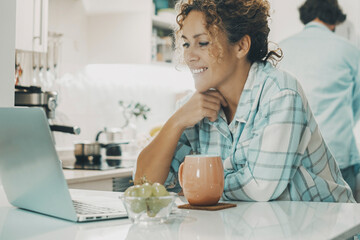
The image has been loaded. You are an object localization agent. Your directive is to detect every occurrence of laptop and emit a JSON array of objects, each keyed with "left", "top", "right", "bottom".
[{"left": 0, "top": 107, "right": 127, "bottom": 222}]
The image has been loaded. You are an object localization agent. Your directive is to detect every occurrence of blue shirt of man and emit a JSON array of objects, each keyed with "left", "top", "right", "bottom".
[{"left": 279, "top": 21, "right": 360, "bottom": 193}]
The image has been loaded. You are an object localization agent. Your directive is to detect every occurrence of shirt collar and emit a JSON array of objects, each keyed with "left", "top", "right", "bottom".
[
  {"left": 204, "top": 62, "right": 265, "bottom": 126},
  {"left": 304, "top": 21, "right": 332, "bottom": 32},
  {"left": 232, "top": 62, "right": 262, "bottom": 123}
]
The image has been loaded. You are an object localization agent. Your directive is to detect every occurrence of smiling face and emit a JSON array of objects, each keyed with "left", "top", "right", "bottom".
[{"left": 181, "top": 11, "right": 239, "bottom": 93}]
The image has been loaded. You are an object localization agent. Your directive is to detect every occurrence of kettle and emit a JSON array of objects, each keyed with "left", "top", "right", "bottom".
[{"left": 95, "top": 127, "right": 123, "bottom": 143}]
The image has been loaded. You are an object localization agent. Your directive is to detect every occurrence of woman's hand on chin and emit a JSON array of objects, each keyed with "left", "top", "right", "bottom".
[{"left": 174, "top": 89, "right": 228, "bottom": 129}]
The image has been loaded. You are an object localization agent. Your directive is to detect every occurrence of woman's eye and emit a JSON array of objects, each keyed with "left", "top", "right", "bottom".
[
  {"left": 199, "top": 42, "right": 209, "bottom": 47},
  {"left": 182, "top": 43, "right": 190, "bottom": 48}
]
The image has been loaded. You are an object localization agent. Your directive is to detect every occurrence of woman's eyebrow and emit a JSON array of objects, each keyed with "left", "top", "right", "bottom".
[{"left": 181, "top": 33, "right": 207, "bottom": 40}]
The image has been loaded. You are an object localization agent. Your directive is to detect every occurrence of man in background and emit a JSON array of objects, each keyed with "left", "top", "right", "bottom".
[{"left": 279, "top": 0, "right": 360, "bottom": 196}]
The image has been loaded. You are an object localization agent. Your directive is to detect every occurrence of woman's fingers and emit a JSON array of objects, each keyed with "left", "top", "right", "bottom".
[
  {"left": 198, "top": 90, "right": 226, "bottom": 122},
  {"left": 205, "top": 90, "right": 228, "bottom": 107},
  {"left": 202, "top": 108, "right": 218, "bottom": 122},
  {"left": 201, "top": 98, "right": 221, "bottom": 112},
  {"left": 175, "top": 90, "right": 227, "bottom": 128}
]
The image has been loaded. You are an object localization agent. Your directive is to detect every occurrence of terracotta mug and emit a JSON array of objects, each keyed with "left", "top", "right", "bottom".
[{"left": 178, "top": 155, "right": 224, "bottom": 206}]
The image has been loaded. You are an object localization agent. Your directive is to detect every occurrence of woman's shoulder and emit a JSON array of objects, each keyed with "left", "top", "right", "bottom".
[
  {"left": 258, "top": 62, "right": 309, "bottom": 106},
  {"left": 262, "top": 62, "right": 300, "bottom": 91},
  {"left": 254, "top": 62, "right": 311, "bottom": 123}
]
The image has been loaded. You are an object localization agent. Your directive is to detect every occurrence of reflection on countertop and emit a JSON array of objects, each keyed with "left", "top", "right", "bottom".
[{"left": 125, "top": 200, "right": 360, "bottom": 240}]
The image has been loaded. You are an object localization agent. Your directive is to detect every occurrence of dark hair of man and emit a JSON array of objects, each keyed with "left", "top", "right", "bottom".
[{"left": 299, "top": 0, "right": 346, "bottom": 25}]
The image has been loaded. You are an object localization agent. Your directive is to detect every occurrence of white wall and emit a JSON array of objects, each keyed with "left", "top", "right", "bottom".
[
  {"left": 268, "top": 0, "right": 304, "bottom": 43},
  {"left": 336, "top": 0, "right": 360, "bottom": 48},
  {"left": 87, "top": 12, "right": 152, "bottom": 64},
  {"left": 0, "top": 0, "right": 16, "bottom": 107},
  {"left": 85, "top": 0, "right": 153, "bottom": 64},
  {"left": 52, "top": 64, "right": 194, "bottom": 151}
]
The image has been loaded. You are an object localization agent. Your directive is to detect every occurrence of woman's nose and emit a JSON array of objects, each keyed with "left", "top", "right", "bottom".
[{"left": 185, "top": 50, "right": 200, "bottom": 63}]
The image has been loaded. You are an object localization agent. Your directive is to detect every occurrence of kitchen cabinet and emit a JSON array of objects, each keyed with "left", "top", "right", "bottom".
[
  {"left": 15, "top": 0, "right": 48, "bottom": 52},
  {"left": 0, "top": 0, "right": 16, "bottom": 107}
]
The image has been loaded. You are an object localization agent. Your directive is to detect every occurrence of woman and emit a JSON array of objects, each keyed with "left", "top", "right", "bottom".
[{"left": 135, "top": 0, "right": 354, "bottom": 202}]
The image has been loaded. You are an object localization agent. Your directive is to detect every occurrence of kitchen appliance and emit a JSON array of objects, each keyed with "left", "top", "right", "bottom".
[
  {"left": 15, "top": 85, "right": 57, "bottom": 119},
  {"left": 69, "top": 128, "right": 129, "bottom": 170},
  {"left": 74, "top": 142, "right": 102, "bottom": 169},
  {"left": 72, "top": 142, "right": 127, "bottom": 170},
  {"left": 14, "top": 85, "right": 80, "bottom": 136},
  {"left": 95, "top": 127, "right": 123, "bottom": 163}
]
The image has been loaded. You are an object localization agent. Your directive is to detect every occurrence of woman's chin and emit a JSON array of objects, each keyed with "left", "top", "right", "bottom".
[
  {"left": 194, "top": 81, "right": 212, "bottom": 93},
  {"left": 195, "top": 86, "right": 211, "bottom": 93}
]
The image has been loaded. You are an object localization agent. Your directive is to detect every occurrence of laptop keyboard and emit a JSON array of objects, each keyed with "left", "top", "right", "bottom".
[{"left": 72, "top": 200, "right": 121, "bottom": 215}]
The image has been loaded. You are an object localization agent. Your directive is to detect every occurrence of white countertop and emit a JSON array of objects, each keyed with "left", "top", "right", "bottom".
[{"left": 1, "top": 187, "right": 360, "bottom": 240}]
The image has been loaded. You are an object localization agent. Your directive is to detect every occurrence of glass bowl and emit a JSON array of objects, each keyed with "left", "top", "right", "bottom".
[{"left": 121, "top": 192, "right": 177, "bottom": 224}]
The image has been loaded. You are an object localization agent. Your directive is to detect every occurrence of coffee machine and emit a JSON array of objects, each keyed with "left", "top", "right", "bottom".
[{"left": 14, "top": 85, "right": 80, "bottom": 137}]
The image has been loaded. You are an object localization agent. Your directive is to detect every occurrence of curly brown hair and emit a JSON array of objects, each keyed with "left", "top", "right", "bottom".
[{"left": 174, "top": 0, "right": 282, "bottom": 65}]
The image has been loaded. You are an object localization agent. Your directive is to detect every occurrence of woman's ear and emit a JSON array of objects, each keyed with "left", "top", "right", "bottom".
[{"left": 235, "top": 35, "right": 251, "bottom": 59}]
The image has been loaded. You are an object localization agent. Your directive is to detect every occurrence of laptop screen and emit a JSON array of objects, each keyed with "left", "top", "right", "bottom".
[{"left": 0, "top": 107, "right": 77, "bottom": 221}]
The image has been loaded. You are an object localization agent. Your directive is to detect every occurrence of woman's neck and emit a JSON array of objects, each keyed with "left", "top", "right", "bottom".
[{"left": 218, "top": 60, "right": 252, "bottom": 124}]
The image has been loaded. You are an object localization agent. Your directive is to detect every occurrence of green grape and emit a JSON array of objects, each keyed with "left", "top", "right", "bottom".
[
  {"left": 124, "top": 186, "right": 134, "bottom": 197},
  {"left": 125, "top": 185, "right": 141, "bottom": 197},
  {"left": 130, "top": 199, "right": 146, "bottom": 214},
  {"left": 138, "top": 183, "right": 152, "bottom": 198},
  {"left": 146, "top": 199, "right": 163, "bottom": 217},
  {"left": 151, "top": 183, "right": 169, "bottom": 197}
]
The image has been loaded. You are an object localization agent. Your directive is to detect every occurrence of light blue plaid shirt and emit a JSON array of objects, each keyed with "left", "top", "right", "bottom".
[{"left": 165, "top": 62, "right": 354, "bottom": 202}]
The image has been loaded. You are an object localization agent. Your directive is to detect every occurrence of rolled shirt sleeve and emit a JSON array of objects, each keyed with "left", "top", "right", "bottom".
[{"left": 164, "top": 131, "right": 192, "bottom": 192}]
